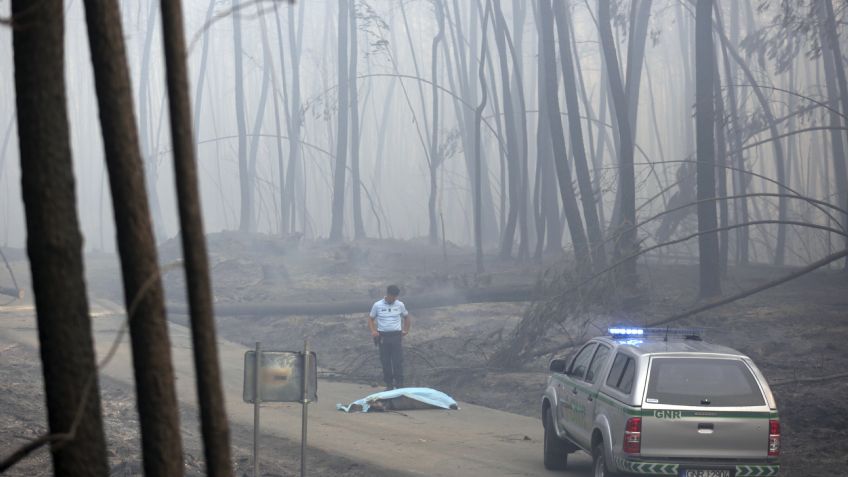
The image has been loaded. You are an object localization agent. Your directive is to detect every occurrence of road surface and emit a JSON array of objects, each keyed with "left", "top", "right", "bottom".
[{"left": 0, "top": 300, "right": 593, "bottom": 476}]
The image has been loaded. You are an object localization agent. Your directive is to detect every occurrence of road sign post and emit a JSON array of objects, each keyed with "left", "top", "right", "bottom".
[
  {"left": 243, "top": 344, "right": 317, "bottom": 477},
  {"left": 253, "top": 342, "right": 261, "bottom": 477}
]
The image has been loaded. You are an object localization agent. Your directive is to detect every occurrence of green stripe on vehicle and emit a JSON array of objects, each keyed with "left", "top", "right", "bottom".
[
  {"left": 735, "top": 464, "right": 780, "bottom": 476},
  {"left": 614, "top": 458, "right": 778, "bottom": 477},
  {"left": 614, "top": 457, "right": 678, "bottom": 475}
]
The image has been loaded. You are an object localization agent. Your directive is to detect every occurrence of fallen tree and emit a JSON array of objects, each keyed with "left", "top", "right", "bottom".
[{"left": 168, "top": 285, "right": 536, "bottom": 317}]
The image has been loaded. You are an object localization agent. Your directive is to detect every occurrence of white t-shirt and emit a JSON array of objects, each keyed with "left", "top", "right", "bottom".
[{"left": 369, "top": 298, "right": 409, "bottom": 332}]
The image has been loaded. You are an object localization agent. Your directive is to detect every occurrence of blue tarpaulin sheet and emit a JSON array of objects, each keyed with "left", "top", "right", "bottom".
[{"left": 336, "top": 387, "right": 459, "bottom": 413}]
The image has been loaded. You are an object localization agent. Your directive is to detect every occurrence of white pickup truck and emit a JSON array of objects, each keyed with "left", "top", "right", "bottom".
[{"left": 541, "top": 328, "right": 780, "bottom": 477}]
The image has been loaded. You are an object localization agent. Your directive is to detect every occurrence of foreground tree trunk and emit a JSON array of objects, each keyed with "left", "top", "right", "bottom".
[
  {"left": 82, "top": 1, "right": 185, "bottom": 475},
  {"left": 12, "top": 1, "right": 110, "bottom": 474},
  {"left": 695, "top": 0, "right": 720, "bottom": 297},
  {"left": 158, "top": 0, "right": 233, "bottom": 474}
]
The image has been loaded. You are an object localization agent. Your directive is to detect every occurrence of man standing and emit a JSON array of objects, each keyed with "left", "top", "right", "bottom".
[{"left": 368, "top": 285, "right": 411, "bottom": 390}]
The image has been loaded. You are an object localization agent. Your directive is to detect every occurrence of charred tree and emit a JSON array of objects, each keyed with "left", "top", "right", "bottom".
[
  {"left": 474, "top": 0, "right": 493, "bottom": 272},
  {"left": 329, "top": 0, "right": 350, "bottom": 241},
  {"left": 12, "top": 0, "right": 110, "bottom": 474},
  {"left": 158, "top": 0, "right": 233, "bottom": 474},
  {"left": 695, "top": 0, "right": 720, "bottom": 297},
  {"left": 428, "top": 0, "right": 446, "bottom": 245},
  {"left": 445, "top": 0, "right": 501, "bottom": 243},
  {"left": 553, "top": 1, "right": 606, "bottom": 268},
  {"left": 81, "top": 0, "right": 185, "bottom": 475},
  {"left": 817, "top": 0, "right": 848, "bottom": 267},
  {"left": 350, "top": 2, "right": 366, "bottom": 239},
  {"left": 539, "top": 0, "right": 591, "bottom": 271},
  {"left": 232, "top": 0, "right": 252, "bottom": 233},
  {"left": 493, "top": 0, "right": 523, "bottom": 258},
  {"left": 138, "top": 2, "right": 166, "bottom": 241},
  {"left": 192, "top": 0, "right": 215, "bottom": 143},
  {"left": 598, "top": 0, "right": 637, "bottom": 283}
]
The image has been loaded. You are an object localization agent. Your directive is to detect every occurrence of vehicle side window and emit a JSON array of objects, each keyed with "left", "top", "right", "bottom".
[
  {"left": 606, "top": 353, "right": 636, "bottom": 395},
  {"left": 568, "top": 343, "right": 597, "bottom": 379},
  {"left": 585, "top": 345, "right": 611, "bottom": 383}
]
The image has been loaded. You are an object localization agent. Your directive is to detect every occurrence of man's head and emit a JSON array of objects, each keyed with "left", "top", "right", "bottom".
[{"left": 385, "top": 285, "right": 400, "bottom": 303}]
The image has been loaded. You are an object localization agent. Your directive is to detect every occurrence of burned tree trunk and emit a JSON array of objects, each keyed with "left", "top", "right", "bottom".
[
  {"left": 81, "top": 0, "right": 185, "bottom": 475},
  {"left": 12, "top": 0, "right": 109, "bottom": 474},
  {"left": 553, "top": 1, "right": 606, "bottom": 268},
  {"left": 232, "top": 0, "right": 252, "bottom": 233},
  {"left": 158, "top": 0, "right": 233, "bottom": 474},
  {"left": 330, "top": 0, "right": 350, "bottom": 241},
  {"left": 428, "top": 0, "right": 446, "bottom": 245},
  {"left": 349, "top": 4, "right": 366, "bottom": 240},
  {"left": 598, "top": 0, "right": 637, "bottom": 283},
  {"left": 695, "top": 0, "right": 720, "bottom": 297},
  {"left": 539, "top": 0, "right": 591, "bottom": 271}
]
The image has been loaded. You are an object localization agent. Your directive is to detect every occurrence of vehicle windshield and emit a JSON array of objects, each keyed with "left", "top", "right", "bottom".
[{"left": 646, "top": 357, "right": 765, "bottom": 406}]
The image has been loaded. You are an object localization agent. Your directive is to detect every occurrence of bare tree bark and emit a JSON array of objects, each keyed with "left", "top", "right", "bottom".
[
  {"left": 719, "top": 3, "right": 749, "bottom": 264},
  {"left": 81, "top": 0, "right": 184, "bottom": 475},
  {"left": 158, "top": 0, "right": 233, "bottom": 474},
  {"left": 445, "top": 0, "right": 501, "bottom": 243},
  {"left": 428, "top": 0, "right": 446, "bottom": 245},
  {"left": 553, "top": 1, "right": 606, "bottom": 268},
  {"left": 695, "top": 0, "right": 720, "bottom": 297},
  {"left": 12, "top": 1, "right": 109, "bottom": 474},
  {"left": 349, "top": 3, "right": 366, "bottom": 239},
  {"left": 474, "top": 0, "right": 493, "bottom": 272},
  {"left": 818, "top": 0, "right": 848, "bottom": 268},
  {"left": 530, "top": 6, "right": 561, "bottom": 257},
  {"left": 598, "top": 0, "right": 636, "bottom": 280},
  {"left": 713, "top": 54, "right": 729, "bottom": 275},
  {"left": 232, "top": 0, "right": 251, "bottom": 233},
  {"left": 192, "top": 0, "right": 215, "bottom": 144},
  {"left": 329, "top": 0, "right": 350, "bottom": 241},
  {"left": 493, "top": 0, "right": 523, "bottom": 258},
  {"left": 138, "top": 2, "right": 166, "bottom": 241},
  {"left": 711, "top": 7, "right": 788, "bottom": 266},
  {"left": 539, "top": 0, "right": 591, "bottom": 271}
]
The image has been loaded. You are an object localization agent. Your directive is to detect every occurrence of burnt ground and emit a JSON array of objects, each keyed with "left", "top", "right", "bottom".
[
  {"left": 0, "top": 336, "right": 397, "bottom": 477},
  {"left": 3, "top": 233, "right": 848, "bottom": 476}
]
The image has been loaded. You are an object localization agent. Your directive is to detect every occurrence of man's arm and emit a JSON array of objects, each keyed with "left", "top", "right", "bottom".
[
  {"left": 402, "top": 314, "right": 411, "bottom": 335},
  {"left": 368, "top": 315, "right": 379, "bottom": 336}
]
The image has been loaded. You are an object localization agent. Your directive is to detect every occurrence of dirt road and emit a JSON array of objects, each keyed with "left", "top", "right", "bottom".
[{"left": 0, "top": 301, "right": 592, "bottom": 476}]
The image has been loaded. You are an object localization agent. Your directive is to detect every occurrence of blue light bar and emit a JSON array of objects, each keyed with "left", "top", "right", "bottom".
[
  {"left": 608, "top": 327, "right": 644, "bottom": 336},
  {"left": 608, "top": 327, "right": 702, "bottom": 340}
]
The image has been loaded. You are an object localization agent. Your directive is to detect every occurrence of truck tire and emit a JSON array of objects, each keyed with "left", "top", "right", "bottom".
[
  {"left": 543, "top": 407, "right": 569, "bottom": 470},
  {"left": 592, "top": 442, "right": 619, "bottom": 477}
]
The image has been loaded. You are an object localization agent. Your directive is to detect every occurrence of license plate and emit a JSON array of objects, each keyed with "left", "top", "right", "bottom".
[{"left": 680, "top": 470, "right": 732, "bottom": 477}]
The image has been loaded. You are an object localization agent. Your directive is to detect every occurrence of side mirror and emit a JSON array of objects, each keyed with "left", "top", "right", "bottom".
[{"left": 549, "top": 358, "right": 568, "bottom": 374}]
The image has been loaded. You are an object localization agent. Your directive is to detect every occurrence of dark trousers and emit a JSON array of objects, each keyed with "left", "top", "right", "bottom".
[{"left": 378, "top": 331, "right": 403, "bottom": 388}]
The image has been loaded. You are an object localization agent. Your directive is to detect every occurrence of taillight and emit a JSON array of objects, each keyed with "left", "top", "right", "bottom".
[
  {"left": 623, "top": 417, "right": 641, "bottom": 454},
  {"left": 768, "top": 419, "right": 780, "bottom": 457}
]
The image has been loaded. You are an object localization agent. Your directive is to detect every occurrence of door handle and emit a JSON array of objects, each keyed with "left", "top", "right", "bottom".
[
  {"left": 587, "top": 395, "right": 594, "bottom": 402},
  {"left": 571, "top": 387, "right": 578, "bottom": 395}
]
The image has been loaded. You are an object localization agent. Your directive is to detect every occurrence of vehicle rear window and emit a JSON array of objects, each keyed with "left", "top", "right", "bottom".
[
  {"left": 606, "top": 353, "right": 636, "bottom": 394},
  {"left": 646, "top": 358, "right": 765, "bottom": 406},
  {"left": 586, "top": 345, "right": 611, "bottom": 383}
]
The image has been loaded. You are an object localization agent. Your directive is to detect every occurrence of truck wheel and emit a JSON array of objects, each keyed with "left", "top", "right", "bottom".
[
  {"left": 543, "top": 407, "right": 569, "bottom": 470},
  {"left": 592, "top": 442, "right": 619, "bottom": 477}
]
